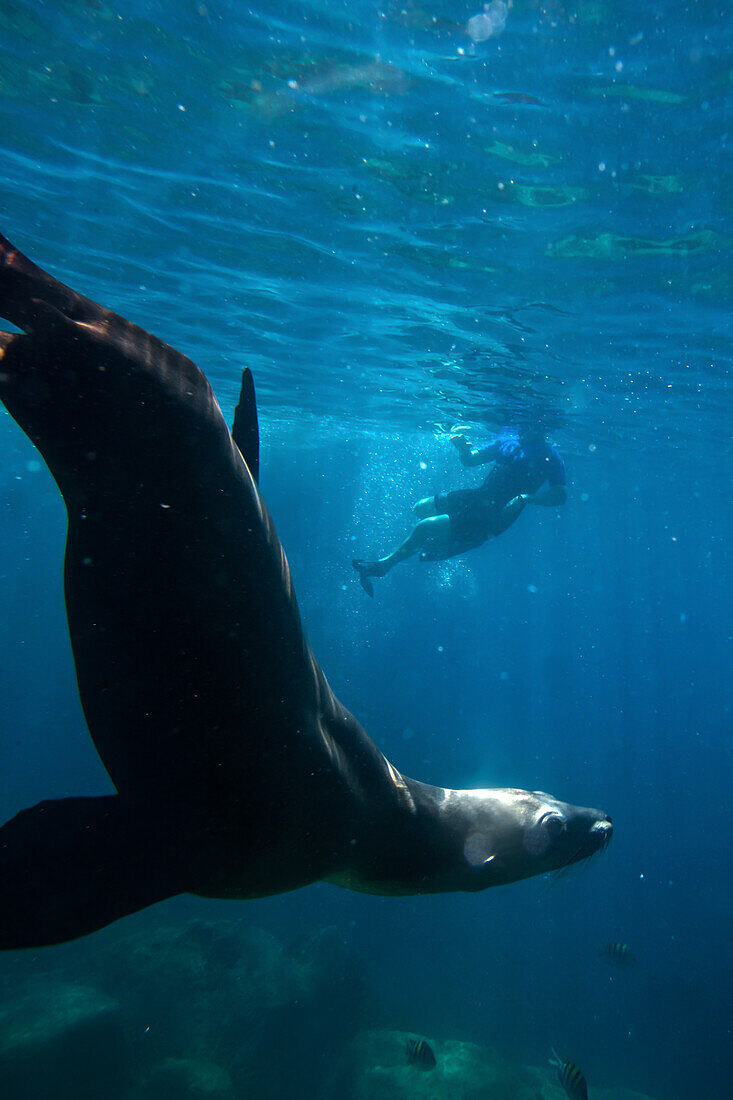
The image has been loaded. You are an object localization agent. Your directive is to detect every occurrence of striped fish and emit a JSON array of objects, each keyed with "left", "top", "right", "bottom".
[
  {"left": 406, "top": 1037, "right": 437, "bottom": 1070},
  {"left": 551, "top": 1052, "right": 588, "bottom": 1100},
  {"left": 599, "top": 941, "right": 636, "bottom": 966}
]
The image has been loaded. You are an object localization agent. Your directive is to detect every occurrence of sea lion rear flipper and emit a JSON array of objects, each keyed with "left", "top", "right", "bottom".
[
  {"left": 0, "top": 232, "right": 103, "bottom": 331},
  {"left": 0, "top": 330, "right": 19, "bottom": 356},
  {"left": 0, "top": 796, "right": 183, "bottom": 948},
  {"left": 0, "top": 232, "right": 228, "bottom": 506},
  {"left": 231, "top": 367, "right": 260, "bottom": 484}
]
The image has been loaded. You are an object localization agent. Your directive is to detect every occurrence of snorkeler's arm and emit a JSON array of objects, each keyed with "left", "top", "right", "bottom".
[
  {"left": 522, "top": 450, "right": 567, "bottom": 505},
  {"left": 523, "top": 484, "right": 567, "bottom": 506},
  {"left": 451, "top": 435, "right": 499, "bottom": 468}
]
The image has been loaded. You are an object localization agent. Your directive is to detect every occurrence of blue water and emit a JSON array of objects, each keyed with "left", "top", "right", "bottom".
[{"left": 0, "top": 1, "right": 731, "bottom": 1098}]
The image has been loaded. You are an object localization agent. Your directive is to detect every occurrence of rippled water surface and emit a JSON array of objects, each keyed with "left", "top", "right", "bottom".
[{"left": 0, "top": 0, "right": 729, "bottom": 453}]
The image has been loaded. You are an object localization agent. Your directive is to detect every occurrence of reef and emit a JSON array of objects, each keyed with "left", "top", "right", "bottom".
[
  {"left": 0, "top": 919, "right": 664, "bottom": 1099},
  {"left": 325, "top": 1030, "right": 665, "bottom": 1100},
  {"left": 0, "top": 918, "right": 369, "bottom": 1099},
  {"left": 0, "top": 977, "right": 128, "bottom": 1099}
]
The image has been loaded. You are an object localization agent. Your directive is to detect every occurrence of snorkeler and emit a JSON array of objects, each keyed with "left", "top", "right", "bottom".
[{"left": 352, "top": 427, "right": 567, "bottom": 595}]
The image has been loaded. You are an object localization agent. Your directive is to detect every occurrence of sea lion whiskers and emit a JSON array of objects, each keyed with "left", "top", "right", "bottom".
[{"left": 548, "top": 828, "right": 611, "bottom": 883}]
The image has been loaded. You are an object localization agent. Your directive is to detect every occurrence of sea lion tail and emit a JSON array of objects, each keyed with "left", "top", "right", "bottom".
[{"left": 0, "top": 796, "right": 184, "bottom": 949}]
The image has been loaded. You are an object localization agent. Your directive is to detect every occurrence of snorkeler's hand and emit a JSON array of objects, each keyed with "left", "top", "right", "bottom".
[{"left": 450, "top": 434, "right": 473, "bottom": 460}]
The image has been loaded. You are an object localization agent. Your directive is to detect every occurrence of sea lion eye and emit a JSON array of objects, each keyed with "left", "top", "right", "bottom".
[
  {"left": 524, "top": 811, "right": 567, "bottom": 857},
  {"left": 540, "top": 812, "right": 567, "bottom": 843}
]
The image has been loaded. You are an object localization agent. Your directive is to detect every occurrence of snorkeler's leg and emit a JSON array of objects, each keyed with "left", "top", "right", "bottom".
[
  {"left": 383, "top": 515, "right": 451, "bottom": 565},
  {"left": 353, "top": 515, "right": 451, "bottom": 594}
]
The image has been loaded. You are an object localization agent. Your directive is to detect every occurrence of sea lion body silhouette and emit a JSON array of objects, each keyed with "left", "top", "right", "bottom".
[{"left": 0, "top": 232, "right": 611, "bottom": 948}]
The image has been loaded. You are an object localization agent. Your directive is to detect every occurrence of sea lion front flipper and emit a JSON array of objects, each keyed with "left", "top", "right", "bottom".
[
  {"left": 231, "top": 367, "right": 260, "bottom": 484},
  {"left": 0, "top": 796, "right": 184, "bottom": 949}
]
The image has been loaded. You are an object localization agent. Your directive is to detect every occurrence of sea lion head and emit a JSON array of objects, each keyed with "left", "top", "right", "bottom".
[{"left": 447, "top": 786, "right": 612, "bottom": 890}]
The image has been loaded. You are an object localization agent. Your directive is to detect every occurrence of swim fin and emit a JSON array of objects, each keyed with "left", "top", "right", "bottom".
[{"left": 352, "top": 560, "right": 375, "bottom": 597}]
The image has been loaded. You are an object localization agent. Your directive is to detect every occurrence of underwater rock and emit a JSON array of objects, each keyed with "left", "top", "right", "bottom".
[
  {"left": 595, "top": 1091, "right": 663, "bottom": 1100},
  {"left": 89, "top": 918, "right": 370, "bottom": 1096},
  {"left": 139, "top": 1057, "right": 236, "bottom": 1099},
  {"left": 326, "top": 1028, "right": 535, "bottom": 1100},
  {"left": 87, "top": 919, "right": 292, "bottom": 1065},
  {"left": 328, "top": 1034, "right": 666, "bottom": 1100},
  {"left": 522, "top": 1064, "right": 663, "bottom": 1100},
  {"left": 0, "top": 979, "right": 128, "bottom": 1100},
  {"left": 231, "top": 923, "right": 373, "bottom": 1098}
]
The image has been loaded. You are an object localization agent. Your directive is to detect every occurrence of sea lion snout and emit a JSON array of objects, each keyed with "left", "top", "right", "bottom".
[
  {"left": 592, "top": 815, "right": 613, "bottom": 848},
  {"left": 517, "top": 797, "right": 612, "bottom": 874},
  {"left": 571, "top": 810, "right": 612, "bottom": 861}
]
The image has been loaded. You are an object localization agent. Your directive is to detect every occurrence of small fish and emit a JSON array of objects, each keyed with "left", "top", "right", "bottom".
[
  {"left": 599, "top": 941, "right": 636, "bottom": 966},
  {"left": 406, "top": 1037, "right": 437, "bottom": 1070},
  {"left": 551, "top": 1052, "right": 588, "bottom": 1100}
]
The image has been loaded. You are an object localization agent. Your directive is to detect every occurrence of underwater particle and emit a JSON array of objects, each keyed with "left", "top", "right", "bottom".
[
  {"left": 467, "top": 0, "right": 508, "bottom": 42},
  {"left": 551, "top": 1053, "right": 588, "bottom": 1100},
  {"left": 580, "top": 492, "right": 590, "bottom": 502},
  {"left": 25, "top": 460, "right": 42, "bottom": 473},
  {"left": 526, "top": 584, "right": 538, "bottom": 594},
  {"left": 598, "top": 941, "right": 636, "bottom": 965},
  {"left": 406, "top": 1037, "right": 437, "bottom": 1070},
  {"left": 499, "top": 671, "right": 508, "bottom": 680}
]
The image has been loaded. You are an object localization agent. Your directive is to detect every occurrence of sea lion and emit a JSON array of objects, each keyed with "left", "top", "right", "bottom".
[{"left": 0, "top": 232, "right": 611, "bottom": 948}]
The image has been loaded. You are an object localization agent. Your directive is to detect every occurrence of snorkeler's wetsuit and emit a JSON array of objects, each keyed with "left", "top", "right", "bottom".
[{"left": 433, "top": 436, "right": 566, "bottom": 550}]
